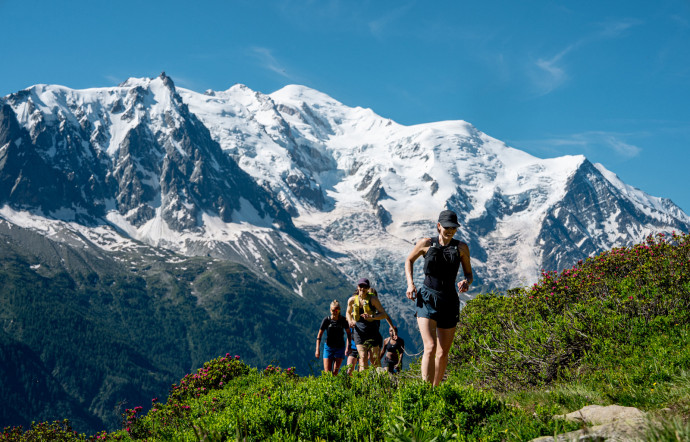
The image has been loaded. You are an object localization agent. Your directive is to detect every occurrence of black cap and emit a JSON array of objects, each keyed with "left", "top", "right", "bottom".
[
  {"left": 357, "top": 278, "right": 370, "bottom": 287},
  {"left": 438, "top": 210, "right": 460, "bottom": 228}
]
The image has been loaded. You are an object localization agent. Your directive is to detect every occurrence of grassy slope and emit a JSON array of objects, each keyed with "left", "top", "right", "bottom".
[
  {"left": 0, "top": 222, "right": 338, "bottom": 434},
  {"left": 4, "top": 232, "right": 690, "bottom": 441},
  {"left": 451, "top": 232, "right": 690, "bottom": 413}
]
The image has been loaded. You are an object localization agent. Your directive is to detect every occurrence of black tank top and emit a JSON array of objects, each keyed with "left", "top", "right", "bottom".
[
  {"left": 384, "top": 338, "right": 404, "bottom": 354},
  {"left": 384, "top": 338, "right": 405, "bottom": 363},
  {"left": 423, "top": 237, "right": 461, "bottom": 294}
]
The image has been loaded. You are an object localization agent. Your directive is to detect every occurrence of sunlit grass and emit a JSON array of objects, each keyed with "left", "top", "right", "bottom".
[{"left": 4, "top": 232, "right": 690, "bottom": 441}]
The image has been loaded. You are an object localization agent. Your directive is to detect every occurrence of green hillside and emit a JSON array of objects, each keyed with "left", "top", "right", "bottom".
[
  {"left": 3, "top": 232, "right": 690, "bottom": 441},
  {"left": 0, "top": 221, "right": 344, "bottom": 434}
]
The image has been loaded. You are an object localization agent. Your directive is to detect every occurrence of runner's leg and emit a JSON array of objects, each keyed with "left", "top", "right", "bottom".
[
  {"left": 323, "top": 357, "right": 333, "bottom": 372},
  {"left": 417, "top": 317, "right": 438, "bottom": 383},
  {"left": 356, "top": 344, "right": 369, "bottom": 371},
  {"left": 433, "top": 326, "right": 457, "bottom": 386},
  {"left": 369, "top": 346, "right": 381, "bottom": 368},
  {"left": 333, "top": 357, "right": 343, "bottom": 375},
  {"left": 346, "top": 354, "right": 358, "bottom": 375}
]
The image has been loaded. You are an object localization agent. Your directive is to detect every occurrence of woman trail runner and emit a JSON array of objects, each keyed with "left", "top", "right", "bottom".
[
  {"left": 315, "top": 300, "right": 351, "bottom": 375},
  {"left": 380, "top": 326, "right": 405, "bottom": 373},
  {"left": 405, "top": 209, "right": 472, "bottom": 385}
]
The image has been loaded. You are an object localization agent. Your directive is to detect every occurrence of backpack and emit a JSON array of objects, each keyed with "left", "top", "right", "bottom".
[{"left": 352, "top": 288, "right": 377, "bottom": 322}]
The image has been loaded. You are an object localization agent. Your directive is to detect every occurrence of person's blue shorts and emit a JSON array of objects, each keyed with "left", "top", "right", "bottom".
[
  {"left": 415, "top": 285, "right": 460, "bottom": 329},
  {"left": 323, "top": 344, "right": 346, "bottom": 359}
]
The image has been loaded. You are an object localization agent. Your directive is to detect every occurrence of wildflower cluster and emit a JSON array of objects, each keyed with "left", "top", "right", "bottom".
[
  {"left": 0, "top": 419, "right": 115, "bottom": 442},
  {"left": 263, "top": 364, "right": 299, "bottom": 380},
  {"left": 523, "top": 232, "right": 690, "bottom": 320},
  {"left": 168, "top": 353, "right": 250, "bottom": 402},
  {"left": 452, "top": 232, "right": 690, "bottom": 390},
  {"left": 122, "top": 406, "right": 149, "bottom": 439}
]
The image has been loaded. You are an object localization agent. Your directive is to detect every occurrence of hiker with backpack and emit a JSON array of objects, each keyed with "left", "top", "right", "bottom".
[
  {"left": 405, "top": 210, "right": 473, "bottom": 385},
  {"left": 315, "top": 300, "right": 351, "bottom": 375},
  {"left": 346, "top": 278, "right": 394, "bottom": 371}
]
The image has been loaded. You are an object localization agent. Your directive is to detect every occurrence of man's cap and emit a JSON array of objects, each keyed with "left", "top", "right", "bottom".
[
  {"left": 357, "top": 278, "right": 370, "bottom": 287},
  {"left": 438, "top": 210, "right": 460, "bottom": 228}
]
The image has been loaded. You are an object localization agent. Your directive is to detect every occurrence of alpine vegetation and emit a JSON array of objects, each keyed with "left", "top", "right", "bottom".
[{"left": 3, "top": 233, "right": 689, "bottom": 441}]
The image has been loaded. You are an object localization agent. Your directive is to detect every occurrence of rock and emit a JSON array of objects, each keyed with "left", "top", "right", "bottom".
[
  {"left": 558, "top": 405, "right": 647, "bottom": 425},
  {"left": 530, "top": 405, "right": 651, "bottom": 442}
]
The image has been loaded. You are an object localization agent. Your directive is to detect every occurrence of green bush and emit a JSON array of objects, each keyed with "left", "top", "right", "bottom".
[
  {"left": 167, "top": 354, "right": 252, "bottom": 403},
  {"left": 0, "top": 419, "right": 105, "bottom": 441},
  {"left": 451, "top": 232, "right": 690, "bottom": 393}
]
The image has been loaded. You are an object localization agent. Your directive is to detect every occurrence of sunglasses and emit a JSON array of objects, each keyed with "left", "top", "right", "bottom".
[{"left": 357, "top": 284, "right": 369, "bottom": 289}]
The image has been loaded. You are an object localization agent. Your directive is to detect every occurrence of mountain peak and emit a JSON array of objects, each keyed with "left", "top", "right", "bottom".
[
  {"left": 159, "top": 71, "right": 176, "bottom": 90},
  {"left": 270, "top": 84, "right": 343, "bottom": 108},
  {"left": 118, "top": 76, "right": 150, "bottom": 88},
  {"left": 118, "top": 75, "right": 176, "bottom": 94}
]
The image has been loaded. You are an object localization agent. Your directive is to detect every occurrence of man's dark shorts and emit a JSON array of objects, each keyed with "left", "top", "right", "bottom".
[
  {"left": 353, "top": 327, "right": 383, "bottom": 349},
  {"left": 415, "top": 285, "right": 460, "bottom": 329}
]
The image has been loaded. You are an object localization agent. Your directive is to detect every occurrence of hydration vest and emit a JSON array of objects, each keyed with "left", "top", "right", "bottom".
[{"left": 351, "top": 289, "right": 377, "bottom": 322}]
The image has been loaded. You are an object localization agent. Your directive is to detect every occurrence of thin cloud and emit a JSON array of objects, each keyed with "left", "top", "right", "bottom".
[
  {"left": 105, "top": 75, "right": 123, "bottom": 86},
  {"left": 603, "top": 135, "right": 642, "bottom": 158},
  {"left": 368, "top": 2, "right": 415, "bottom": 37},
  {"left": 516, "top": 131, "right": 642, "bottom": 159},
  {"left": 596, "top": 18, "right": 641, "bottom": 38},
  {"left": 167, "top": 74, "right": 197, "bottom": 90},
  {"left": 532, "top": 45, "right": 575, "bottom": 96},
  {"left": 669, "top": 14, "right": 689, "bottom": 28},
  {"left": 250, "top": 47, "right": 291, "bottom": 79},
  {"left": 529, "top": 18, "right": 641, "bottom": 96}
]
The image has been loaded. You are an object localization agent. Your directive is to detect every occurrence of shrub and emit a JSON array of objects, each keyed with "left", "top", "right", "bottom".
[
  {"left": 451, "top": 232, "right": 690, "bottom": 392},
  {"left": 0, "top": 420, "right": 111, "bottom": 442},
  {"left": 167, "top": 354, "right": 251, "bottom": 403}
]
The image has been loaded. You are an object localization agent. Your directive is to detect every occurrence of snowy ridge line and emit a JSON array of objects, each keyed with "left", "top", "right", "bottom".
[{"left": 1, "top": 75, "right": 688, "bottom": 296}]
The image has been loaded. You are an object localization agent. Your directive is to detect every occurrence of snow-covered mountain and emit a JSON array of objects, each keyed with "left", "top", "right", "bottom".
[
  {"left": 178, "top": 79, "right": 690, "bottom": 292},
  {"left": 2, "top": 73, "right": 689, "bottom": 322}
]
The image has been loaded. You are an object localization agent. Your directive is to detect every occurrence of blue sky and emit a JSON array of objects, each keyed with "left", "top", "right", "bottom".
[{"left": 1, "top": 0, "right": 689, "bottom": 214}]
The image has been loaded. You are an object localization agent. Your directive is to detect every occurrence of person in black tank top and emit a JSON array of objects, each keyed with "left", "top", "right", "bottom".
[
  {"left": 379, "top": 326, "right": 405, "bottom": 373},
  {"left": 404, "top": 210, "right": 473, "bottom": 386},
  {"left": 315, "top": 300, "right": 351, "bottom": 375}
]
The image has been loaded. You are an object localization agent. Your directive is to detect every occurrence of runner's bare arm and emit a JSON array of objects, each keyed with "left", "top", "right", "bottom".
[
  {"left": 345, "top": 296, "right": 356, "bottom": 327},
  {"left": 345, "top": 326, "right": 352, "bottom": 356},
  {"left": 370, "top": 296, "right": 395, "bottom": 329},
  {"left": 379, "top": 337, "right": 389, "bottom": 360},
  {"left": 315, "top": 329, "right": 324, "bottom": 358},
  {"left": 457, "top": 241, "right": 473, "bottom": 292},
  {"left": 405, "top": 238, "right": 431, "bottom": 300}
]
